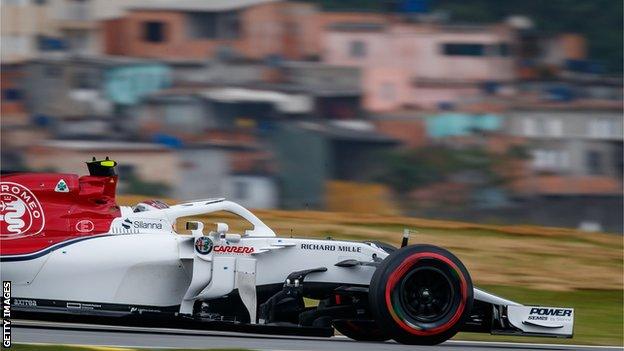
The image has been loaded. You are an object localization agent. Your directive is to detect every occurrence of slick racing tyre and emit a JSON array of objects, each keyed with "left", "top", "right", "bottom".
[
  {"left": 333, "top": 319, "right": 390, "bottom": 341},
  {"left": 369, "top": 244, "right": 473, "bottom": 345}
]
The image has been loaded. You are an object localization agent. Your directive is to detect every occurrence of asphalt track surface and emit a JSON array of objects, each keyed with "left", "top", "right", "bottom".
[{"left": 12, "top": 320, "right": 622, "bottom": 351}]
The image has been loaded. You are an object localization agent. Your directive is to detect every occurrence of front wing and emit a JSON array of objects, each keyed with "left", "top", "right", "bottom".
[{"left": 468, "top": 288, "right": 574, "bottom": 338}]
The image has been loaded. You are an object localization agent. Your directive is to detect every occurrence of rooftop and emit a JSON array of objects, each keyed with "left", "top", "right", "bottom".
[
  {"left": 39, "top": 140, "right": 168, "bottom": 152},
  {"left": 511, "top": 175, "right": 623, "bottom": 196},
  {"left": 298, "top": 121, "right": 398, "bottom": 144},
  {"left": 29, "top": 54, "right": 165, "bottom": 66},
  {"left": 129, "top": 0, "right": 280, "bottom": 12}
]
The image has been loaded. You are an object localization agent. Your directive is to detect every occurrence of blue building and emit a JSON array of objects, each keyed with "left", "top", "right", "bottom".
[
  {"left": 425, "top": 113, "right": 503, "bottom": 138},
  {"left": 24, "top": 55, "right": 171, "bottom": 119}
]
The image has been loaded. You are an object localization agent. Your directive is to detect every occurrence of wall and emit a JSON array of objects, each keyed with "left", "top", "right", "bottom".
[
  {"left": 24, "top": 61, "right": 102, "bottom": 118},
  {"left": 103, "top": 2, "right": 319, "bottom": 60},
  {"left": 507, "top": 110, "right": 623, "bottom": 177},
  {"left": 310, "top": 12, "right": 390, "bottom": 58},
  {"left": 175, "top": 150, "right": 278, "bottom": 209},
  {"left": 283, "top": 62, "right": 361, "bottom": 92},
  {"left": 425, "top": 113, "right": 503, "bottom": 138},
  {"left": 137, "top": 96, "right": 214, "bottom": 136},
  {"left": 25, "top": 60, "right": 169, "bottom": 118},
  {"left": 271, "top": 122, "right": 328, "bottom": 209},
  {"left": 175, "top": 148, "right": 229, "bottom": 201},
  {"left": 411, "top": 195, "right": 623, "bottom": 233},
  {"left": 1, "top": 63, "right": 27, "bottom": 119},
  {"left": 325, "top": 25, "right": 514, "bottom": 80},
  {"left": 224, "top": 175, "right": 277, "bottom": 209},
  {"left": 104, "top": 64, "right": 171, "bottom": 105},
  {"left": 24, "top": 145, "right": 178, "bottom": 185},
  {"left": 103, "top": 10, "right": 242, "bottom": 59},
  {"left": 373, "top": 118, "right": 427, "bottom": 149},
  {"left": 325, "top": 180, "right": 399, "bottom": 215},
  {"left": 0, "top": 2, "right": 55, "bottom": 61},
  {"left": 324, "top": 24, "right": 515, "bottom": 111}
]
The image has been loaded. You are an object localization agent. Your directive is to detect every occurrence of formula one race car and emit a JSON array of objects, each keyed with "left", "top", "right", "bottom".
[{"left": 1, "top": 159, "right": 574, "bottom": 345}]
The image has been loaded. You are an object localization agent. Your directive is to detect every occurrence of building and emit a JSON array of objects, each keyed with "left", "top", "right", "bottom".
[
  {"left": 1, "top": 0, "right": 130, "bottom": 61},
  {"left": 323, "top": 22, "right": 515, "bottom": 111},
  {"left": 1, "top": 0, "right": 58, "bottom": 62},
  {"left": 102, "top": 0, "right": 321, "bottom": 61},
  {"left": 370, "top": 111, "right": 427, "bottom": 149},
  {"left": 177, "top": 143, "right": 277, "bottom": 208},
  {"left": 1, "top": 62, "right": 28, "bottom": 124},
  {"left": 507, "top": 106, "right": 622, "bottom": 183},
  {"left": 135, "top": 59, "right": 362, "bottom": 139},
  {"left": 506, "top": 103, "right": 623, "bottom": 232},
  {"left": 24, "top": 140, "right": 178, "bottom": 186},
  {"left": 49, "top": 0, "right": 131, "bottom": 55},
  {"left": 136, "top": 86, "right": 314, "bottom": 139},
  {"left": 1, "top": 61, "right": 48, "bottom": 170},
  {"left": 23, "top": 55, "right": 171, "bottom": 119},
  {"left": 271, "top": 120, "right": 398, "bottom": 209}
]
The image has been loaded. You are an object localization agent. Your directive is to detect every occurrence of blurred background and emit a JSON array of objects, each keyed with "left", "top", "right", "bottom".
[{"left": 1, "top": 0, "right": 622, "bottom": 233}]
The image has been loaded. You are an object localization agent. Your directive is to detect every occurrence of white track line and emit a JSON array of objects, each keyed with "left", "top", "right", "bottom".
[
  {"left": 445, "top": 340, "right": 622, "bottom": 349},
  {"left": 14, "top": 320, "right": 622, "bottom": 350}
]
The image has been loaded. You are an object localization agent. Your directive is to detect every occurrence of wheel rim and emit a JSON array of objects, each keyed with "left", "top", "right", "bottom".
[
  {"left": 384, "top": 252, "right": 469, "bottom": 336},
  {"left": 397, "top": 265, "right": 454, "bottom": 323}
]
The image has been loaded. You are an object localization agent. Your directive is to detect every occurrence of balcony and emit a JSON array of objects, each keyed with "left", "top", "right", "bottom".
[{"left": 57, "top": 3, "right": 96, "bottom": 30}]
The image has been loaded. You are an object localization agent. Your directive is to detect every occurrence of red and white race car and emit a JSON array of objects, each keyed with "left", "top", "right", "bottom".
[{"left": 0, "top": 159, "right": 574, "bottom": 345}]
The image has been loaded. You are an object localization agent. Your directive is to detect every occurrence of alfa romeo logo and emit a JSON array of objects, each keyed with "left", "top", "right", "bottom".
[
  {"left": 194, "top": 236, "right": 213, "bottom": 255},
  {"left": 75, "top": 219, "right": 95, "bottom": 233},
  {"left": 0, "top": 182, "right": 45, "bottom": 239}
]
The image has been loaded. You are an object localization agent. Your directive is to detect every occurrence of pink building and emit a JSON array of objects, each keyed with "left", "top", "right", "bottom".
[{"left": 323, "top": 23, "right": 515, "bottom": 111}]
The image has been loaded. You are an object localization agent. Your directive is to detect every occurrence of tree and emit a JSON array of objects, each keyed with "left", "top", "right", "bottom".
[{"left": 377, "top": 146, "right": 511, "bottom": 193}]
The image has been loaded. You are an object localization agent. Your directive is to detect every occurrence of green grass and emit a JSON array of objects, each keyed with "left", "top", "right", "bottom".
[{"left": 455, "top": 285, "right": 623, "bottom": 346}]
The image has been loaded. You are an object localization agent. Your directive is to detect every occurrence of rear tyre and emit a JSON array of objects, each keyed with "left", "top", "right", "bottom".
[
  {"left": 369, "top": 244, "right": 473, "bottom": 345},
  {"left": 333, "top": 319, "right": 390, "bottom": 341}
]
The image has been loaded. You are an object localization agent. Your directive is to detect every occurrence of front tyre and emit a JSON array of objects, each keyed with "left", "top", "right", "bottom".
[{"left": 369, "top": 244, "right": 473, "bottom": 345}]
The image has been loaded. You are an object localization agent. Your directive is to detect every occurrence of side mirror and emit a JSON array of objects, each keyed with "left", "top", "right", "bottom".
[
  {"left": 215, "top": 222, "right": 229, "bottom": 235},
  {"left": 185, "top": 221, "right": 204, "bottom": 235}
]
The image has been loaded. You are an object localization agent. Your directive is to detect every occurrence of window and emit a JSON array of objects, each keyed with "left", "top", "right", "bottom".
[
  {"left": 186, "top": 11, "right": 240, "bottom": 39},
  {"left": 442, "top": 43, "right": 485, "bottom": 56},
  {"left": 144, "top": 21, "right": 165, "bottom": 43},
  {"left": 3, "top": 89, "right": 22, "bottom": 101},
  {"left": 67, "top": 31, "right": 89, "bottom": 53},
  {"left": 349, "top": 40, "right": 366, "bottom": 58},
  {"left": 117, "top": 165, "right": 136, "bottom": 178},
  {"left": 588, "top": 119, "right": 615, "bottom": 139},
  {"left": 498, "top": 43, "right": 510, "bottom": 56},
  {"left": 44, "top": 64, "right": 62, "bottom": 77},
  {"left": 523, "top": 118, "right": 537, "bottom": 136},
  {"left": 221, "top": 11, "right": 240, "bottom": 39},
  {"left": 532, "top": 149, "right": 570, "bottom": 170},
  {"left": 3, "top": 35, "right": 29, "bottom": 56},
  {"left": 72, "top": 72, "right": 96, "bottom": 89},
  {"left": 545, "top": 119, "right": 563, "bottom": 137},
  {"left": 234, "top": 180, "right": 249, "bottom": 200},
  {"left": 586, "top": 150, "right": 603, "bottom": 175}
]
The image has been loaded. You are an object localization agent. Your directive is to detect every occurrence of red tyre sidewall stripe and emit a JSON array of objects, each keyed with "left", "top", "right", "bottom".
[{"left": 384, "top": 252, "right": 468, "bottom": 336}]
